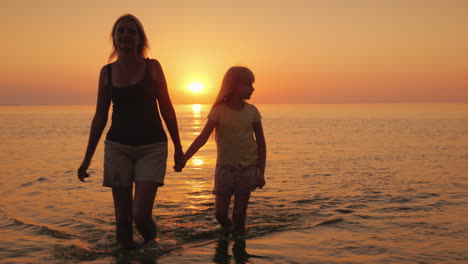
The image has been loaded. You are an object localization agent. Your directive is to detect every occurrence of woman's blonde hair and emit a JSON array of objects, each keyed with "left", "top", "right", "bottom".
[
  {"left": 213, "top": 66, "right": 254, "bottom": 107},
  {"left": 108, "top": 14, "right": 149, "bottom": 62}
]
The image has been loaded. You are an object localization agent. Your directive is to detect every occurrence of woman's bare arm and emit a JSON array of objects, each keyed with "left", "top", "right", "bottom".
[
  {"left": 151, "top": 59, "right": 185, "bottom": 171},
  {"left": 78, "top": 66, "right": 111, "bottom": 181}
]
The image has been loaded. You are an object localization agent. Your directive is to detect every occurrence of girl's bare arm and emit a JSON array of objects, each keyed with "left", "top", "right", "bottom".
[
  {"left": 253, "top": 120, "right": 266, "bottom": 188},
  {"left": 185, "top": 120, "right": 216, "bottom": 161}
]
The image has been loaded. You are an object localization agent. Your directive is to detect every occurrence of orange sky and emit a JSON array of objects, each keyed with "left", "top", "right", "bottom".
[{"left": 2, "top": 0, "right": 467, "bottom": 105}]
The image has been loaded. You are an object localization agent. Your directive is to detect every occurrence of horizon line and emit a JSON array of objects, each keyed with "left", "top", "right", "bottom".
[{"left": 1, "top": 101, "right": 468, "bottom": 107}]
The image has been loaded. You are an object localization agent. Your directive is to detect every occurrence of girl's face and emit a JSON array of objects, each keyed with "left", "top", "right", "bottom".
[
  {"left": 114, "top": 18, "right": 140, "bottom": 52},
  {"left": 233, "top": 74, "right": 255, "bottom": 100}
]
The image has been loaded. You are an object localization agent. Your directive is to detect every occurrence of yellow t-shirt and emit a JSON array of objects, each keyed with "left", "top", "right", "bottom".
[{"left": 208, "top": 102, "right": 262, "bottom": 167}]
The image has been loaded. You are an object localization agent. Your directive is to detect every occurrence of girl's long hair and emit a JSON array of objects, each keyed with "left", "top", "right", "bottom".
[
  {"left": 212, "top": 66, "right": 254, "bottom": 107},
  {"left": 211, "top": 66, "right": 254, "bottom": 139},
  {"left": 108, "top": 14, "right": 149, "bottom": 62}
]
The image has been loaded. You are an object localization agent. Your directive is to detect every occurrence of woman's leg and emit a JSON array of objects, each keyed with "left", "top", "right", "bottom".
[
  {"left": 232, "top": 193, "right": 251, "bottom": 236},
  {"left": 112, "top": 187, "right": 134, "bottom": 249},
  {"left": 215, "top": 194, "right": 233, "bottom": 236},
  {"left": 133, "top": 181, "right": 158, "bottom": 242}
]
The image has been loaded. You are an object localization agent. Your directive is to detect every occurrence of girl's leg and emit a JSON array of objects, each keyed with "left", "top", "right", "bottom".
[
  {"left": 133, "top": 181, "right": 158, "bottom": 242},
  {"left": 112, "top": 187, "right": 134, "bottom": 249},
  {"left": 232, "top": 193, "right": 251, "bottom": 236},
  {"left": 215, "top": 194, "right": 233, "bottom": 236}
]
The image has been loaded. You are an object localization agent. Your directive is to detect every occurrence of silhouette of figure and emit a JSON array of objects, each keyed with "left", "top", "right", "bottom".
[
  {"left": 77, "top": 14, "right": 186, "bottom": 250},
  {"left": 185, "top": 66, "right": 267, "bottom": 238}
]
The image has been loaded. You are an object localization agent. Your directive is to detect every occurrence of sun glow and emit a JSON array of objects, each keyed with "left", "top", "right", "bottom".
[
  {"left": 192, "top": 104, "right": 201, "bottom": 113},
  {"left": 187, "top": 82, "right": 205, "bottom": 93},
  {"left": 191, "top": 157, "right": 204, "bottom": 166}
]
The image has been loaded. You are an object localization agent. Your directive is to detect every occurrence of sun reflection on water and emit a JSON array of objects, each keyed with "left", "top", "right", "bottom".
[
  {"left": 192, "top": 104, "right": 201, "bottom": 117},
  {"left": 191, "top": 157, "right": 204, "bottom": 167},
  {"left": 191, "top": 104, "right": 204, "bottom": 134},
  {"left": 186, "top": 180, "right": 212, "bottom": 210}
]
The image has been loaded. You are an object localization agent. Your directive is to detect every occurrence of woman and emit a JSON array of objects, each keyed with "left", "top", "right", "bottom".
[{"left": 77, "top": 14, "right": 185, "bottom": 250}]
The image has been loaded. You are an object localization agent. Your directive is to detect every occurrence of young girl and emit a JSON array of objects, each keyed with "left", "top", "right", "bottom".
[{"left": 184, "top": 66, "right": 266, "bottom": 237}]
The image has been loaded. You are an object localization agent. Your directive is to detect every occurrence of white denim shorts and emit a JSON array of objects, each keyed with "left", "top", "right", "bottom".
[{"left": 103, "top": 140, "right": 167, "bottom": 188}]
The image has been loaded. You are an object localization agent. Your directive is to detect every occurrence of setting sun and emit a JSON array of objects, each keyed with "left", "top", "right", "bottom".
[{"left": 187, "top": 82, "right": 205, "bottom": 93}]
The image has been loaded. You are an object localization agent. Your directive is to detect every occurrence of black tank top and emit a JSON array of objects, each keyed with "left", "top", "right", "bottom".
[{"left": 106, "top": 59, "right": 167, "bottom": 145}]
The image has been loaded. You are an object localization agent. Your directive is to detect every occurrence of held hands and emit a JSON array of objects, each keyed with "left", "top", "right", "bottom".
[{"left": 173, "top": 149, "right": 186, "bottom": 172}]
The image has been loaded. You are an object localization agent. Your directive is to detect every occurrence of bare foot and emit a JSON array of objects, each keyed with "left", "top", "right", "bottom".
[
  {"left": 142, "top": 239, "right": 159, "bottom": 251},
  {"left": 221, "top": 224, "right": 233, "bottom": 238}
]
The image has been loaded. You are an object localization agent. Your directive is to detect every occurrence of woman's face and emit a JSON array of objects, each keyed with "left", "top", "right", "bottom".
[{"left": 114, "top": 18, "right": 140, "bottom": 53}]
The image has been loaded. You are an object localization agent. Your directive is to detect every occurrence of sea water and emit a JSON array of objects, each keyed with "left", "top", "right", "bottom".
[{"left": 0, "top": 104, "right": 467, "bottom": 263}]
